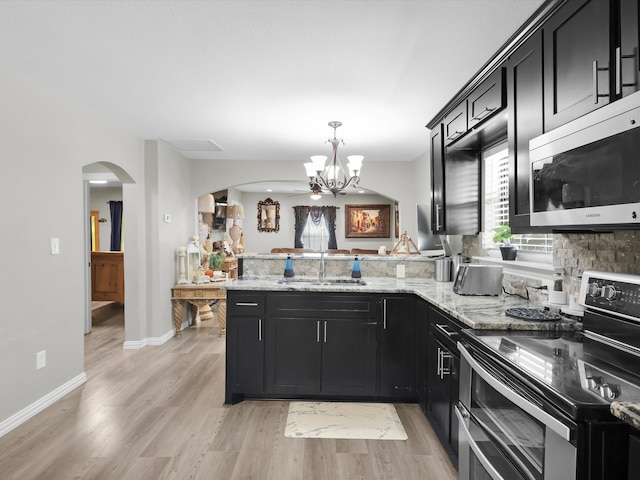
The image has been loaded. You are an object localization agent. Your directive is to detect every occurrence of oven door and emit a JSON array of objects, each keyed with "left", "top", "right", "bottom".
[{"left": 458, "top": 342, "right": 576, "bottom": 480}]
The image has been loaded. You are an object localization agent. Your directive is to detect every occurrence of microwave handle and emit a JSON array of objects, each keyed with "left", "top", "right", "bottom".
[
  {"left": 458, "top": 342, "right": 571, "bottom": 441},
  {"left": 455, "top": 405, "right": 508, "bottom": 480}
]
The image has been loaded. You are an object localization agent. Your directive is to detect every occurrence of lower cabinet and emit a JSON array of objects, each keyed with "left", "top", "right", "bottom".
[
  {"left": 264, "top": 316, "right": 377, "bottom": 396},
  {"left": 426, "top": 306, "right": 461, "bottom": 466},
  {"left": 379, "top": 295, "right": 416, "bottom": 398}
]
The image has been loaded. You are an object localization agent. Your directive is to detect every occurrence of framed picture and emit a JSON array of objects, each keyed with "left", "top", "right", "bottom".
[{"left": 345, "top": 204, "right": 391, "bottom": 238}]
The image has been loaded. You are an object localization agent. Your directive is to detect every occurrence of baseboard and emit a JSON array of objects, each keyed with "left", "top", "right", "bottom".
[
  {"left": 0, "top": 372, "right": 87, "bottom": 438},
  {"left": 122, "top": 328, "right": 175, "bottom": 350}
]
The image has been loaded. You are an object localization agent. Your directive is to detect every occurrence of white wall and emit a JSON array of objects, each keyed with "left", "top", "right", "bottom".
[{"left": 0, "top": 66, "right": 145, "bottom": 426}]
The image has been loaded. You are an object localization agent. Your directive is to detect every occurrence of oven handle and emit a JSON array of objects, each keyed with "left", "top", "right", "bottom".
[
  {"left": 458, "top": 342, "right": 572, "bottom": 441},
  {"left": 455, "top": 405, "right": 508, "bottom": 480}
]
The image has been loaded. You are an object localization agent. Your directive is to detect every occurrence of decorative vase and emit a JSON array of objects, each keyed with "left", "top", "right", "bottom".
[{"left": 499, "top": 245, "right": 517, "bottom": 261}]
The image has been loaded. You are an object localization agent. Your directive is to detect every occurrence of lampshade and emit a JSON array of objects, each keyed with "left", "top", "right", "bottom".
[
  {"left": 197, "top": 194, "right": 215, "bottom": 213},
  {"left": 227, "top": 204, "right": 245, "bottom": 219}
]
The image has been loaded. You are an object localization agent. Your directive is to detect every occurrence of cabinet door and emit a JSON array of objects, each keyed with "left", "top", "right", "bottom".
[
  {"left": 431, "top": 124, "right": 446, "bottom": 233},
  {"left": 226, "top": 315, "right": 264, "bottom": 394},
  {"left": 507, "top": 30, "right": 548, "bottom": 232},
  {"left": 265, "top": 317, "right": 321, "bottom": 395},
  {"left": 544, "top": 0, "right": 611, "bottom": 130},
  {"left": 468, "top": 68, "right": 505, "bottom": 130},
  {"left": 321, "top": 318, "right": 377, "bottom": 396},
  {"left": 619, "top": 0, "right": 640, "bottom": 98},
  {"left": 379, "top": 296, "right": 416, "bottom": 397},
  {"left": 444, "top": 101, "right": 468, "bottom": 146},
  {"left": 427, "top": 331, "right": 451, "bottom": 443},
  {"left": 416, "top": 299, "right": 429, "bottom": 414}
]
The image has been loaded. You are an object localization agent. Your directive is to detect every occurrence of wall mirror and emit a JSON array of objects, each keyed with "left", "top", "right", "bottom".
[{"left": 258, "top": 198, "right": 280, "bottom": 232}]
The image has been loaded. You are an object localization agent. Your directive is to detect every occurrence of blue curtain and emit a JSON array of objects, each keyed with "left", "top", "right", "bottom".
[{"left": 109, "top": 200, "right": 123, "bottom": 251}]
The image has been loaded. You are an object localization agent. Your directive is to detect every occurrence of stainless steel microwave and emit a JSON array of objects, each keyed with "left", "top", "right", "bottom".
[{"left": 529, "top": 90, "right": 640, "bottom": 229}]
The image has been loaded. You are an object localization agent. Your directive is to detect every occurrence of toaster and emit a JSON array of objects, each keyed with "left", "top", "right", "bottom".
[{"left": 453, "top": 264, "right": 503, "bottom": 296}]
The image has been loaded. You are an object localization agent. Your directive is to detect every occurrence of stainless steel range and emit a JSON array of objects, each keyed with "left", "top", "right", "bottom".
[{"left": 457, "top": 270, "right": 640, "bottom": 480}]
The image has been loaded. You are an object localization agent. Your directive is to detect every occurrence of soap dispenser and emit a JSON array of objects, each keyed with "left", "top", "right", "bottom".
[
  {"left": 351, "top": 255, "right": 362, "bottom": 279},
  {"left": 284, "top": 254, "right": 295, "bottom": 277}
]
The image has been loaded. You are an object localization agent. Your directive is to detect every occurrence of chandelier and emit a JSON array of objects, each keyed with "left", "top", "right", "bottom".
[{"left": 304, "top": 121, "right": 364, "bottom": 198}]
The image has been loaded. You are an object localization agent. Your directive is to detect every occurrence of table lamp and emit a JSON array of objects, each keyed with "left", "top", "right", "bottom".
[{"left": 227, "top": 204, "right": 245, "bottom": 253}]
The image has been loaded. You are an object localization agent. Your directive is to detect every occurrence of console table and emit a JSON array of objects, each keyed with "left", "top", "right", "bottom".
[{"left": 171, "top": 282, "right": 228, "bottom": 337}]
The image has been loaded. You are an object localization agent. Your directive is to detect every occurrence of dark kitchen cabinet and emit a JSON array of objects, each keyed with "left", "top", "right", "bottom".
[
  {"left": 416, "top": 298, "right": 429, "bottom": 414},
  {"left": 264, "top": 292, "right": 378, "bottom": 397},
  {"left": 543, "top": 0, "right": 611, "bottom": 130},
  {"left": 620, "top": 0, "right": 640, "bottom": 99},
  {"left": 426, "top": 306, "right": 461, "bottom": 466},
  {"left": 431, "top": 124, "right": 446, "bottom": 233},
  {"left": 506, "top": 30, "right": 547, "bottom": 232},
  {"left": 444, "top": 101, "right": 467, "bottom": 146},
  {"left": 265, "top": 317, "right": 321, "bottom": 395},
  {"left": 467, "top": 67, "right": 506, "bottom": 130},
  {"left": 378, "top": 295, "right": 416, "bottom": 398},
  {"left": 321, "top": 318, "right": 377, "bottom": 396},
  {"left": 225, "top": 292, "right": 266, "bottom": 404}
]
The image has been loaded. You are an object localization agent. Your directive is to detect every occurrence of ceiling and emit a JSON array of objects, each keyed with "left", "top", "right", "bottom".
[{"left": 0, "top": 0, "right": 544, "bottom": 192}]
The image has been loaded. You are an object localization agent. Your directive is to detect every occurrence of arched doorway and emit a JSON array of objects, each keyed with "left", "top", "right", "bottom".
[{"left": 82, "top": 162, "right": 134, "bottom": 338}]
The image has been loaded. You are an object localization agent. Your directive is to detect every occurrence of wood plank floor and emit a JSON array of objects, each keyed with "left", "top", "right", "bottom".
[{"left": 0, "top": 305, "right": 458, "bottom": 480}]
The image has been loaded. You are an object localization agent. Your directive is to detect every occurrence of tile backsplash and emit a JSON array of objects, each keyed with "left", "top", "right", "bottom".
[{"left": 461, "top": 230, "right": 640, "bottom": 302}]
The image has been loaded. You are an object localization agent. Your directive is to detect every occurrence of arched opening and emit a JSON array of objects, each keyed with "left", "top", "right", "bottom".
[{"left": 82, "top": 161, "right": 134, "bottom": 344}]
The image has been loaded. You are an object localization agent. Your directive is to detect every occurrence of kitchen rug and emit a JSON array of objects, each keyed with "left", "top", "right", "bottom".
[{"left": 284, "top": 401, "right": 408, "bottom": 440}]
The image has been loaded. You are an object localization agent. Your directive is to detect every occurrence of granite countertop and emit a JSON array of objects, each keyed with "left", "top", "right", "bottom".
[
  {"left": 611, "top": 402, "right": 640, "bottom": 431},
  {"left": 224, "top": 275, "right": 578, "bottom": 332}
]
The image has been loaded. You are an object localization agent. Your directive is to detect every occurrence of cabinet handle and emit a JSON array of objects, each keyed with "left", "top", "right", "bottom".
[
  {"left": 616, "top": 47, "right": 622, "bottom": 96},
  {"left": 471, "top": 106, "right": 496, "bottom": 122},
  {"left": 435, "top": 323, "right": 456, "bottom": 337},
  {"left": 324, "top": 320, "right": 327, "bottom": 343},
  {"left": 236, "top": 302, "right": 258, "bottom": 306},
  {"left": 317, "top": 320, "right": 320, "bottom": 343},
  {"left": 258, "top": 318, "right": 262, "bottom": 341},
  {"left": 447, "top": 130, "right": 464, "bottom": 141},
  {"left": 616, "top": 46, "right": 637, "bottom": 96},
  {"left": 383, "top": 298, "right": 387, "bottom": 330},
  {"left": 592, "top": 60, "right": 609, "bottom": 104},
  {"left": 437, "top": 347, "right": 452, "bottom": 379},
  {"left": 435, "top": 204, "right": 443, "bottom": 231}
]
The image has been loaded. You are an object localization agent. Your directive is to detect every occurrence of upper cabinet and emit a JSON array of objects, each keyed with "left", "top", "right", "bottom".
[
  {"left": 431, "top": 124, "right": 446, "bottom": 234},
  {"left": 444, "top": 101, "right": 468, "bottom": 146},
  {"left": 467, "top": 68, "right": 506, "bottom": 130},
  {"left": 507, "top": 31, "right": 545, "bottom": 232},
  {"left": 544, "top": 0, "right": 640, "bottom": 131},
  {"left": 620, "top": 0, "right": 640, "bottom": 99}
]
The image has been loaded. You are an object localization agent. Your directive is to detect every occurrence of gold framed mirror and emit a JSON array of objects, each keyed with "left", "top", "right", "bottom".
[{"left": 258, "top": 198, "right": 280, "bottom": 232}]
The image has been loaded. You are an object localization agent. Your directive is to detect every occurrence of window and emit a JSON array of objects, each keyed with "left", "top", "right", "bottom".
[
  {"left": 300, "top": 215, "right": 329, "bottom": 250},
  {"left": 483, "top": 146, "right": 552, "bottom": 254}
]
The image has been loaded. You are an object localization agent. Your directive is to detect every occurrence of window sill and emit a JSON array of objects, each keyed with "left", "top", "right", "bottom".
[{"left": 474, "top": 252, "right": 555, "bottom": 282}]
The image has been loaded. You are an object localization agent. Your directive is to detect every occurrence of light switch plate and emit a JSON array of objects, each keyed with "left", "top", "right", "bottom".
[
  {"left": 50, "top": 238, "right": 60, "bottom": 255},
  {"left": 36, "top": 350, "right": 46, "bottom": 369},
  {"left": 164, "top": 214, "right": 171, "bottom": 223}
]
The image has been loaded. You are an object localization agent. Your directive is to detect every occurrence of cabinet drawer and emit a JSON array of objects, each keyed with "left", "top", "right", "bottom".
[
  {"left": 468, "top": 67, "right": 505, "bottom": 129},
  {"left": 444, "top": 100, "right": 467, "bottom": 145},
  {"left": 267, "top": 292, "right": 376, "bottom": 318},
  {"left": 228, "top": 292, "right": 265, "bottom": 316}
]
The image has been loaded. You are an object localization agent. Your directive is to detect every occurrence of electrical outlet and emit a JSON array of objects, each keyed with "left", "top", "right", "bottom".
[
  {"left": 396, "top": 264, "right": 406, "bottom": 278},
  {"left": 36, "top": 350, "right": 46, "bottom": 370}
]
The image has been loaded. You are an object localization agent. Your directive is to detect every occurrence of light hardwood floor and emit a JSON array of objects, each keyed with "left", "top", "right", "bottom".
[{"left": 0, "top": 305, "right": 458, "bottom": 480}]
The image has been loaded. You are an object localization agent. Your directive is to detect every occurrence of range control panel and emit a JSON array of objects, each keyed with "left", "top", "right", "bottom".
[{"left": 580, "top": 270, "right": 640, "bottom": 320}]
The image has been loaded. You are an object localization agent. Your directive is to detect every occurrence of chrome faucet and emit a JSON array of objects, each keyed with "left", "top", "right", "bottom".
[{"left": 319, "top": 230, "right": 326, "bottom": 280}]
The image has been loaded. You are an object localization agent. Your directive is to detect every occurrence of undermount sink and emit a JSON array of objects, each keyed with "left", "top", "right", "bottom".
[{"left": 276, "top": 277, "right": 367, "bottom": 286}]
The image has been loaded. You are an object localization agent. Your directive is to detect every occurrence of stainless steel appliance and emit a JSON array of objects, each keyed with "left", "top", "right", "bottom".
[
  {"left": 453, "top": 265, "right": 503, "bottom": 296},
  {"left": 458, "top": 270, "right": 640, "bottom": 480},
  {"left": 529, "top": 90, "right": 640, "bottom": 229}
]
